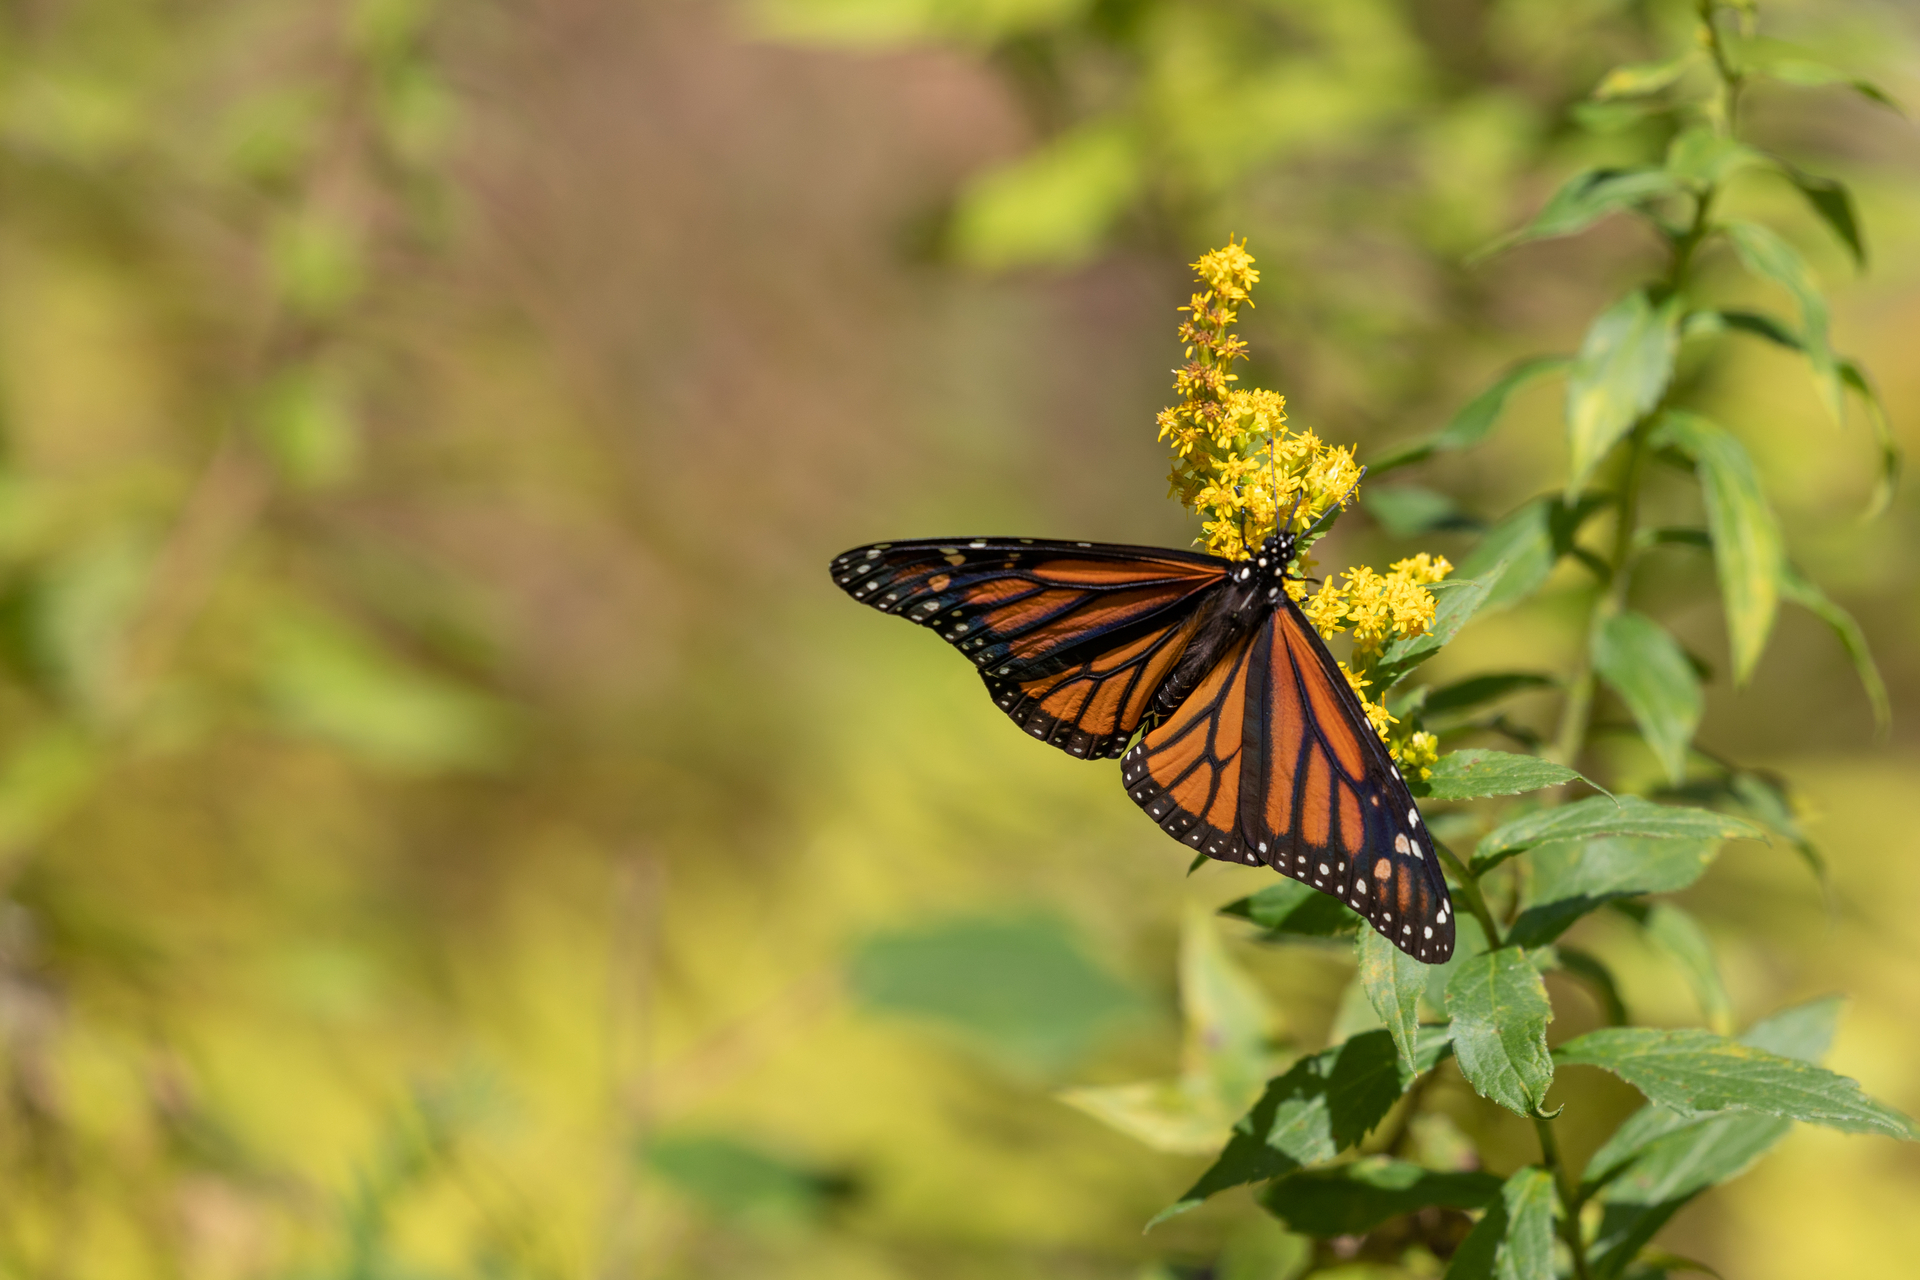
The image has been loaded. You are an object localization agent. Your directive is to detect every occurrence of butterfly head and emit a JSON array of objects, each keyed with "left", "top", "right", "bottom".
[{"left": 1253, "top": 527, "right": 1299, "bottom": 577}]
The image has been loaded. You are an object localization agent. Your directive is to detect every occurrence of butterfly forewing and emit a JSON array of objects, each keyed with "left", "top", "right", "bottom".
[{"left": 830, "top": 539, "right": 1228, "bottom": 758}]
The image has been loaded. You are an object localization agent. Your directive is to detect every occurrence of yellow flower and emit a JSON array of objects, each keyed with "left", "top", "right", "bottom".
[
  {"left": 1158, "top": 241, "right": 1456, "bottom": 754},
  {"left": 1392, "top": 730, "right": 1441, "bottom": 781}
]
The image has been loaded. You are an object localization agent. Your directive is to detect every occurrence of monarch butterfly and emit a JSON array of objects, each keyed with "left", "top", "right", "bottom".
[{"left": 829, "top": 522, "right": 1454, "bottom": 963}]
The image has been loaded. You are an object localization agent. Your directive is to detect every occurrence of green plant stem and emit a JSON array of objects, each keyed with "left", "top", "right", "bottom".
[
  {"left": 1534, "top": 1116, "right": 1595, "bottom": 1280},
  {"left": 1434, "top": 842, "right": 1503, "bottom": 948}
]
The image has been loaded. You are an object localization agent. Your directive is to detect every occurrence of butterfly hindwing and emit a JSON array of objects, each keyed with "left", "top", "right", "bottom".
[
  {"left": 1118, "top": 632, "right": 1261, "bottom": 864},
  {"left": 1239, "top": 606, "right": 1455, "bottom": 962},
  {"left": 830, "top": 539, "right": 1229, "bottom": 759}
]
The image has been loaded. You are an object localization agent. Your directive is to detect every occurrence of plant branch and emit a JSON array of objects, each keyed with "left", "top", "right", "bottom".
[{"left": 1534, "top": 1115, "right": 1595, "bottom": 1280}]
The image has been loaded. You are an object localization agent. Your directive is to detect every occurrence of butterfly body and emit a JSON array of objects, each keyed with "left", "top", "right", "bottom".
[{"left": 830, "top": 529, "right": 1455, "bottom": 962}]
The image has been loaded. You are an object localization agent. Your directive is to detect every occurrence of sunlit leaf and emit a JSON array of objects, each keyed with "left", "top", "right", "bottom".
[
  {"left": 1775, "top": 162, "right": 1866, "bottom": 268},
  {"left": 1484, "top": 169, "right": 1681, "bottom": 258},
  {"left": 1557, "top": 1027, "right": 1918, "bottom": 1139},
  {"left": 1565, "top": 289, "right": 1681, "bottom": 498},
  {"left": 1779, "top": 563, "right": 1890, "bottom": 734},
  {"left": 1260, "top": 1157, "right": 1500, "bottom": 1238},
  {"left": 1374, "top": 574, "right": 1500, "bottom": 686},
  {"left": 1475, "top": 796, "right": 1757, "bottom": 875},
  {"left": 947, "top": 122, "right": 1142, "bottom": 269},
  {"left": 1653, "top": 412, "right": 1784, "bottom": 685},
  {"left": 1665, "top": 127, "right": 1763, "bottom": 189},
  {"left": 1456, "top": 494, "right": 1609, "bottom": 612},
  {"left": 1745, "top": 48, "right": 1903, "bottom": 113},
  {"left": 1416, "top": 749, "right": 1585, "bottom": 801},
  {"left": 1838, "top": 358, "right": 1901, "bottom": 519},
  {"left": 1508, "top": 836, "right": 1722, "bottom": 947},
  {"left": 1639, "top": 902, "right": 1733, "bottom": 1034},
  {"left": 1445, "top": 948, "right": 1555, "bottom": 1117},
  {"left": 1152, "top": 1028, "right": 1452, "bottom": 1226},
  {"left": 1222, "top": 877, "right": 1359, "bottom": 939},
  {"left": 1593, "top": 53, "right": 1703, "bottom": 100},
  {"left": 1722, "top": 221, "right": 1842, "bottom": 423},
  {"left": 1445, "top": 1166, "right": 1555, "bottom": 1280},
  {"left": 1357, "top": 926, "right": 1426, "bottom": 1074},
  {"left": 1372, "top": 357, "right": 1569, "bottom": 474},
  {"left": 851, "top": 915, "right": 1142, "bottom": 1070},
  {"left": 1592, "top": 610, "right": 1701, "bottom": 784}
]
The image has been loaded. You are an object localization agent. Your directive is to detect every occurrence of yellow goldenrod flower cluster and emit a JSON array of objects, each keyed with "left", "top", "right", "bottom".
[
  {"left": 1157, "top": 239, "right": 1363, "bottom": 564},
  {"left": 1159, "top": 241, "right": 1452, "bottom": 779}
]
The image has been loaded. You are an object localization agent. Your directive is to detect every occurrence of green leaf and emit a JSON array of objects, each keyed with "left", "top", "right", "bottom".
[
  {"left": 1838, "top": 358, "right": 1901, "bottom": 520},
  {"left": 850, "top": 915, "right": 1142, "bottom": 1070},
  {"left": 1580, "top": 1000, "right": 1848, "bottom": 1277},
  {"left": 1592, "top": 610, "right": 1701, "bottom": 785},
  {"left": 1486, "top": 169, "right": 1682, "bottom": 258},
  {"left": 1475, "top": 796, "right": 1758, "bottom": 875},
  {"left": 1373, "top": 575, "right": 1499, "bottom": 687},
  {"left": 1722, "top": 221, "right": 1842, "bottom": 424},
  {"left": 1746, "top": 48, "right": 1903, "bottom": 113},
  {"left": 946, "top": 121, "right": 1142, "bottom": 269},
  {"left": 1594, "top": 53, "right": 1703, "bottom": 100},
  {"left": 1222, "top": 877, "right": 1359, "bottom": 939},
  {"left": 1779, "top": 563, "right": 1890, "bottom": 734},
  {"left": 1060, "top": 904, "right": 1277, "bottom": 1153},
  {"left": 1777, "top": 162, "right": 1867, "bottom": 268},
  {"left": 1565, "top": 289, "right": 1682, "bottom": 497},
  {"left": 1357, "top": 927, "right": 1427, "bottom": 1075},
  {"left": 643, "top": 1132, "right": 850, "bottom": 1224},
  {"left": 1261, "top": 1158, "right": 1501, "bottom": 1238},
  {"left": 1445, "top": 949, "right": 1555, "bottom": 1117},
  {"left": 1653, "top": 412, "right": 1785, "bottom": 686},
  {"left": 1152, "top": 1028, "right": 1452, "bottom": 1225},
  {"left": 1508, "top": 836, "right": 1722, "bottom": 947},
  {"left": 1665, "top": 126, "right": 1764, "bottom": 189},
  {"left": 1557, "top": 1027, "right": 1919, "bottom": 1139},
  {"left": 1361, "top": 483, "right": 1477, "bottom": 536},
  {"left": 1372, "top": 357, "right": 1569, "bottom": 474},
  {"left": 1423, "top": 673, "right": 1558, "bottom": 721},
  {"left": 1639, "top": 902, "right": 1733, "bottom": 1034},
  {"left": 1457, "top": 494, "right": 1610, "bottom": 612},
  {"left": 1446, "top": 1166, "right": 1556, "bottom": 1280},
  {"left": 1417, "top": 749, "right": 1585, "bottom": 801}
]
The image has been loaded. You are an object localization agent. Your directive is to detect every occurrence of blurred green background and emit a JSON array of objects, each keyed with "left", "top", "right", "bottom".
[{"left": 0, "top": 0, "right": 1916, "bottom": 1275}]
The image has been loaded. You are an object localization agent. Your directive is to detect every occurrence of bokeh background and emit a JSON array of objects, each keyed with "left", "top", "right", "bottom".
[{"left": 0, "top": 0, "right": 1917, "bottom": 1275}]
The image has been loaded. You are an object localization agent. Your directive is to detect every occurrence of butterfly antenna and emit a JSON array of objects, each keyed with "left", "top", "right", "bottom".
[{"left": 1300, "top": 464, "right": 1367, "bottom": 540}]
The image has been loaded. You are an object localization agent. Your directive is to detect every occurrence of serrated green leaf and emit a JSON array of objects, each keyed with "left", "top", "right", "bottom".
[
  {"left": 1507, "top": 836, "right": 1722, "bottom": 947},
  {"left": 1475, "top": 796, "right": 1757, "bottom": 875},
  {"left": 1557, "top": 1027, "right": 1918, "bottom": 1139},
  {"left": 1486, "top": 169, "right": 1682, "bottom": 258},
  {"left": 1261, "top": 1158, "right": 1501, "bottom": 1238},
  {"left": 1222, "top": 877, "right": 1359, "bottom": 939},
  {"left": 1722, "top": 221, "right": 1841, "bottom": 424},
  {"left": 947, "top": 121, "right": 1141, "bottom": 269},
  {"left": 1594, "top": 53, "right": 1702, "bottom": 100},
  {"left": 1357, "top": 927, "right": 1426, "bottom": 1075},
  {"left": 1417, "top": 749, "right": 1585, "bottom": 801},
  {"left": 1580, "top": 999, "right": 1847, "bottom": 1277},
  {"left": 1640, "top": 903, "right": 1732, "bottom": 1034},
  {"left": 1446, "top": 1166, "right": 1556, "bottom": 1280},
  {"left": 1779, "top": 562, "right": 1890, "bottom": 734},
  {"left": 1565, "top": 290, "right": 1682, "bottom": 497},
  {"left": 1446, "top": 949, "right": 1555, "bottom": 1117},
  {"left": 1592, "top": 610, "right": 1701, "bottom": 784},
  {"left": 1152, "top": 1028, "right": 1452, "bottom": 1226},
  {"left": 1653, "top": 412, "right": 1784, "bottom": 686},
  {"left": 1373, "top": 357, "right": 1569, "bottom": 474},
  {"left": 1373, "top": 574, "right": 1499, "bottom": 686},
  {"left": 1423, "top": 673, "right": 1558, "bottom": 721}
]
